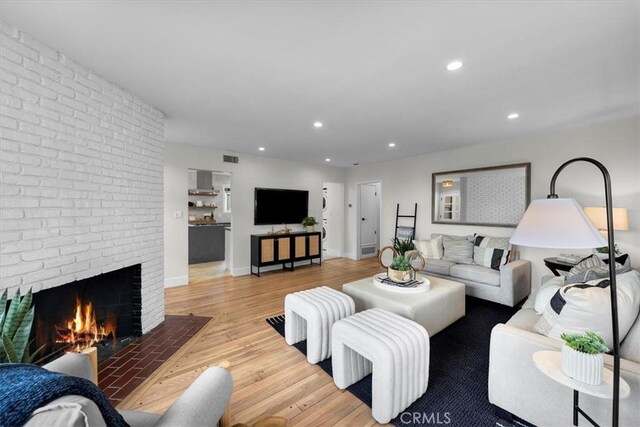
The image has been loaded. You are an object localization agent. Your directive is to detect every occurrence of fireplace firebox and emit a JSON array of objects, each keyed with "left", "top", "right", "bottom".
[{"left": 33, "top": 264, "right": 142, "bottom": 364}]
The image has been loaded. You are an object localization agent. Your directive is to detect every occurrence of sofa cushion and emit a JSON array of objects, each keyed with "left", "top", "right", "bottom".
[
  {"left": 505, "top": 308, "right": 541, "bottom": 333},
  {"left": 25, "top": 395, "right": 105, "bottom": 427},
  {"left": 450, "top": 264, "right": 500, "bottom": 286},
  {"left": 534, "top": 270, "right": 640, "bottom": 348},
  {"left": 620, "top": 311, "right": 640, "bottom": 363},
  {"left": 442, "top": 235, "right": 474, "bottom": 264},
  {"left": 120, "top": 410, "right": 162, "bottom": 427},
  {"left": 413, "top": 235, "right": 444, "bottom": 259},
  {"left": 473, "top": 235, "right": 510, "bottom": 270},
  {"left": 424, "top": 259, "right": 456, "bottom": 276}
]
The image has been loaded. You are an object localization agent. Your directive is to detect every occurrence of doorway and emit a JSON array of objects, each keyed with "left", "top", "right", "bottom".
[
  {"left": 187, "top": 169, "right": 232, "bottom": 281},
  {"left": 357, "top": 181, "right": 381, "bottom": 259}
]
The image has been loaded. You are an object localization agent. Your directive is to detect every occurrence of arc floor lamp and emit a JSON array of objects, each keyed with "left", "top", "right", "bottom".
[{"left": 509, "top": 157, "right": 622, "bottom": 427}]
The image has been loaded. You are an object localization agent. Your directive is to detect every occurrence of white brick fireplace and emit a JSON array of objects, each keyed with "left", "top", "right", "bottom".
[{"left": 0, "top": 21, "right": 165, "bottom": 332}]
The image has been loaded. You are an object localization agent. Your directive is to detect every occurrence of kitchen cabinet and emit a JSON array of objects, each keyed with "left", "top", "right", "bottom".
[{"left": 188, "top": 224, "right": 227, "bottom": 264}]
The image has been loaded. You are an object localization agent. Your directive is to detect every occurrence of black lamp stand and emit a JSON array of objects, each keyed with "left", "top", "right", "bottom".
[{"left": 548, "top": 157, "right": 620, "bottom": 427}]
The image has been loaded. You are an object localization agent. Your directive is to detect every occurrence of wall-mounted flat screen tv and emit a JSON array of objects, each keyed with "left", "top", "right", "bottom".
[{"left": 254, "top": 188, "right": 309, "bottom": 225}]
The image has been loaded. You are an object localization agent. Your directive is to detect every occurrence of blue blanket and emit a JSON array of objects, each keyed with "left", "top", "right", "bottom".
[{"left": 0, "top": 363, "right": 128, "bottom": 427}]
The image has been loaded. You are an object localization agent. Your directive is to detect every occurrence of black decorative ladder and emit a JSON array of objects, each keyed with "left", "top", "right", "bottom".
[{"left": 394, "top": 203, "right": 417, "bottom": 239}]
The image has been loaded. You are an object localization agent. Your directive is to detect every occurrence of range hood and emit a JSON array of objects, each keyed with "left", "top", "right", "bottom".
[{"left": 196, "top": 170, "right": 213, "bottom": 190}]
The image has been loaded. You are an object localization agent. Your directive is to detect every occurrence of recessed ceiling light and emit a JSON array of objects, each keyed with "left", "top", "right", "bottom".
[
  {"left": 507, "top": 113, "right": 520, "bottom": 120},
  {"left": 313, "top": 121, "right": 323, "bottom": 128},
  {"left": 446, "top": 60, "right": 463, "bottom": 71},
  {"left": 258, "top": 147, "right": 265, "bottom": 151},
  {"left": 325, "top": 158, "right": 331, "bottom": 162},
  {"left": 388, "top": 142, "right": 396, "bottom": 148}
]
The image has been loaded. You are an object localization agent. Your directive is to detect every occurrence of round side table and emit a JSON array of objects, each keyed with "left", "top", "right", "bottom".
[{"left": 532, "top": 351, "right": 630, "bottom": 426}]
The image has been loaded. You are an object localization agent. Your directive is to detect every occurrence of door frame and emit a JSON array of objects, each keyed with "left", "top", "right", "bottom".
[{"left": 355, "top": 180, "right": 382, "bottom": 260}]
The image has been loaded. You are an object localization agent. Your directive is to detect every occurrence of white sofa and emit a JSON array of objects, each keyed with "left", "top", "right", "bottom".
[
  {"left": 489, "top": 281, "right": 640, "bottom": 426},
  {"left": 408, "top": 234, "right": 531, "bottom": 307}
]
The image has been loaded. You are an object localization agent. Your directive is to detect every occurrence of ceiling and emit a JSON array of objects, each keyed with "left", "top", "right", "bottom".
[{"left": 2, "top": 1, "right": 638, "bottom": 167}]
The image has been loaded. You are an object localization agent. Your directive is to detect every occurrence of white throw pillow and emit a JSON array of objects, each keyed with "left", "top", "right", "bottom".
[
  {"left": 534, "top": 270, "right": 640, "bottom": 348},
  {"left": 534, "top": 276, "right": 565, "bottom": 314},
  {"left": 413, "top": 235, "right": 443, "bottom": 260}
]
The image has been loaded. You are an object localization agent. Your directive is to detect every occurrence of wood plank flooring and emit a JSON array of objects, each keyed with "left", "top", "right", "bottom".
[{"left": 118, "top": 257, "right": 384, "bottom": 426}]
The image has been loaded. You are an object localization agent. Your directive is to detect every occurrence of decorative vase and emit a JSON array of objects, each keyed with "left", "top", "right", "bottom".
[
  {"left": 561, "top": 344, "right": 603, "bottom": 385},
  {"left": 306, "top": 225, "right": 314, "bottom": 232},
  {"left": 387, "top": 267, "right": 413, "bottom": 283}
]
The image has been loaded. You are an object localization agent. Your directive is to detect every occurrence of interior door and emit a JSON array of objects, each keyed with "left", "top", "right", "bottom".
[{"left": 359, "top": 183, "right": 379, "bottom": 258}]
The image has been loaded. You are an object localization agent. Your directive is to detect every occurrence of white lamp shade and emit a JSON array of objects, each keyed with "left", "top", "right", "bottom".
[
  {"left": 510, "top": 198, "right": 607, "bottom": 248},
  {"left": 584, "top": 207, "right": 629, "bottom": 231}
]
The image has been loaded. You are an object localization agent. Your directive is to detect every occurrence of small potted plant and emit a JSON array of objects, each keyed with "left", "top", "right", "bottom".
[
  {"left": 560, "top": 331, "right": 609, "bottom": 385},
  {"left": 302, "top": 216, "right": 318, "bottom": 232},
  {"left": 388, "top": 256, "right": 413, "bottom": 283}
]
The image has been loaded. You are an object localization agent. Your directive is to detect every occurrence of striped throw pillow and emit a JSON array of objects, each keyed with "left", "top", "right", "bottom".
[
  {"left": 442, "top": 235, "right": 474, "bottom": 264},
  {"left": 413, "top": 236, "right": 444, "bottom": 260},
  {"left": 473, "top": 235, "right": 510, "bottom": 270}
]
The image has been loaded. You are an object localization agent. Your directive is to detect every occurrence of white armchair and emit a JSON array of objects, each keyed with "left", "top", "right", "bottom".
[{"left": 24, "top": 352, "right": 233, "bottom": 427}]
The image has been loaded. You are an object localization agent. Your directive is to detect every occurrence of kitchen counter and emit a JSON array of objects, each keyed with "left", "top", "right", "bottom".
[{"left": 188, "top": 222, "right": 230, "bottom": 227}]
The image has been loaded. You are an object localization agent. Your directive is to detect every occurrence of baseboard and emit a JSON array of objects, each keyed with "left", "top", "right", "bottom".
[
  {"left": 323, "top": 248, "right": 341, "bottom": 259},
  {"left": 343, "top": 252, "right": 357, "bottom": 260},
  {"left": 232, "top": 266, "right": 251, "bottom": 276},
  {"left": 164, "top": 275, "right": 188, "bottom": 288}
]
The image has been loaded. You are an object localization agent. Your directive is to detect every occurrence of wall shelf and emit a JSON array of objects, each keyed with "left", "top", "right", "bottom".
[{"left": 188, "top": 191, "right": 218, "bottom": 197}]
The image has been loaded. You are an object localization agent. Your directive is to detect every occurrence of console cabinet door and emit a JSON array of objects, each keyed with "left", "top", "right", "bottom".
[
  {"left": 278, "top": 237, "right": 291, "bottom": 261},
  {"left": 261, "top": 238, "right": 275, "bottom": 263},
  {"left": 308, "top": 235, "right": 320, "bottom": 257},
  {"left": 294, "top": 236, "right": 307, "bottom": 259}
]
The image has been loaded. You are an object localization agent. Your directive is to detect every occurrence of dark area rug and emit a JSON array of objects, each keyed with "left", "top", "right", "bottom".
[{"left": 266, "top": 296, "right": 525, "bottom": 427}]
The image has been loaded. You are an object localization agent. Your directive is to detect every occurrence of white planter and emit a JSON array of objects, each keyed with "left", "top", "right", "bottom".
[
  {"left": 561, "top": 344, "right": 604, "bottom": 385},
  {"left": 306, "top": 225, "right": 315, "bottom": 232}
]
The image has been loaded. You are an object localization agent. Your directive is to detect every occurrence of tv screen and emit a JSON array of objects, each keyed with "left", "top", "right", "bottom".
[{"left": 254, "top": 188, "right": 309, "bottom": 225}]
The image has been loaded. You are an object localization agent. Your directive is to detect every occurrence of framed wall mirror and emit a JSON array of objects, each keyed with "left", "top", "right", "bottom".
[{"left": 432, "top": 163, "right": 530, "bottom": 227}]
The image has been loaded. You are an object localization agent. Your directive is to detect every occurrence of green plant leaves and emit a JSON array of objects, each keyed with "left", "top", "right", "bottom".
[
  {"left": 561, "top": 331, "right": 609, "bottom": 354},
  {"left": 13, "top": 306, "right": 34, "bottom": 362},
  {"left": 1, "top": 334, "right": 18, "bottom": 363},
  {"left": 390, "top": 236, "right": 415, "bottom": 256},
  {"left": 1, "top": 288, "right": 41, "bottom": 363},
  {"left": 2, "top": 289, "right": 20, "bottom": 339}
]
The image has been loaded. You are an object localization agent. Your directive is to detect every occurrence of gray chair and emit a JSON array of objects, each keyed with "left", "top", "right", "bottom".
[{"left": 24, "top": 352, "right": 232, "bottom": 427}]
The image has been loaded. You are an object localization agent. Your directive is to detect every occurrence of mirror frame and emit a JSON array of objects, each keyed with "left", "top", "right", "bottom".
[{"left": 431, "top": 162, "right": 531, "bottom": 227}]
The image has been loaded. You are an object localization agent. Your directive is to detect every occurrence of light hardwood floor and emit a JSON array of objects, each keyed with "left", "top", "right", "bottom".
[
  {"left": 118, "top": 257, "right": 384, "bottom": 426},
  {"left": 189, "top": 260, "right": 232, "bottom": 282}
]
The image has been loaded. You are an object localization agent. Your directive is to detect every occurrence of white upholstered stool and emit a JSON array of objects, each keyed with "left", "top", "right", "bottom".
[
  {"left": 284, "top": 286, "right": 355, "bottom": 364},
  {"left": 332, "top": 308, "right": 430, "bottom": 424}
]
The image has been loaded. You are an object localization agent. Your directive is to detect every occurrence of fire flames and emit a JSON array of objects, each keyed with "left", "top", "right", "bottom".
[{"left": 56, "top": 298, "right": 115, "bottom": 352}]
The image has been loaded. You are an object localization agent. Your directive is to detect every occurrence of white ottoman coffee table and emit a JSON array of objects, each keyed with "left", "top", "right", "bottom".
[
  {"left": 342, "top": 274, "right": 465, "bottom": 336},
  {"left": 332, "top": 308, "right": 430, "bottom": 424},
  {"left": 284, "top": 286, "right": 355, "bottom": 364}
]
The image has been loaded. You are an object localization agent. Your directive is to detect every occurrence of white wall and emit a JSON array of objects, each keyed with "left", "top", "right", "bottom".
[
  {"left": 0, "top": 21, "right": 165, "bottom": 332},
  {"left": 164, "top": 143, "right": 345, "bottom": 284},
  {"left": 344, "top": 116, "right": 640, "bottom": 289}
]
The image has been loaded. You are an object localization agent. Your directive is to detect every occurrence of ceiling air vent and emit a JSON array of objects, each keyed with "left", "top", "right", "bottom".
[{"left": 223, "top": 155, "right": 239, "bottom": 164}]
